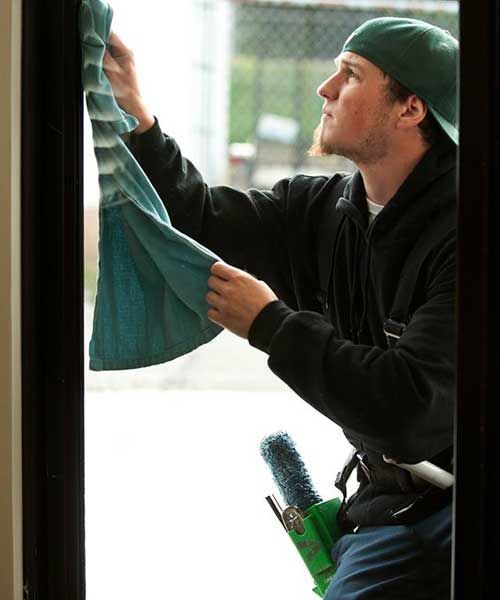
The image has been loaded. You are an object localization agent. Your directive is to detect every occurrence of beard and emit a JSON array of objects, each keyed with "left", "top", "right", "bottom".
[
  {"left": 307, "top": 106, "right": 392, "bottom": 166},
  {"left": 307, "top": 124, "right": 328, "bottom": 157}
]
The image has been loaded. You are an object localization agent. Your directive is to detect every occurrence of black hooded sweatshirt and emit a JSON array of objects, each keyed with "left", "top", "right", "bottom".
[{"left": 128, "top": 120, "right": 457, "bottom": 527}]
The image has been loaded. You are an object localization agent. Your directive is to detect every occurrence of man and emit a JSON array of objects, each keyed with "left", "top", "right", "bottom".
[{"left": 104, "top": 17, "right": 457, "bottom": 598}]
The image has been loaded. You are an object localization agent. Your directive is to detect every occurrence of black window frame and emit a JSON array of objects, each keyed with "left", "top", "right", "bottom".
[
  {"left": 22, "top": 1, "right": 85, "bottom": 598},
  {"left": 20, "top": 1, "right": 499, "bottom": 599},
  {"left": 452, "top": 2, "right": 500, "bottom": 598}
]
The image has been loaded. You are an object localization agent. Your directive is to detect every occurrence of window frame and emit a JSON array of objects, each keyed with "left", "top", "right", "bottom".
[
  {"left": 452, "top": 1, "right": 499, "bottom": 597},
  {"left": 22, "top": 1, "right": 85, "bottom": 598},
  {"left": 20, "top": 1, "right": 499, "bottom": 598}
]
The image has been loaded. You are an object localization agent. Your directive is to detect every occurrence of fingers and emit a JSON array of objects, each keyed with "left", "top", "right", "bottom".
[
  {"left": 210, "top": 261, "right": 243, "bottom": 280},
  {"left": 206, "top": 290, "right": 223, "bottom": 309},
  {"left": 107, "top": 31, "right": 131, "bottom": 58},
  {"left": 102, "top": 50, "right": 125, "bottom": 97},
  {"left": 207, "top": 307, "right": 222, "bottom": 325},
  {"left": 103, "top": 49, "right": 120, "bottom": 73},
  {"left": 207, "top": 275, "right": 227, "bottom": 294}
]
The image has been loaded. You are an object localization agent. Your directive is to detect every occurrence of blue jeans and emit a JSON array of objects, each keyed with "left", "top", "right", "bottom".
[{"left": 324, "top": 503, "right": 452, "bottom": 599}]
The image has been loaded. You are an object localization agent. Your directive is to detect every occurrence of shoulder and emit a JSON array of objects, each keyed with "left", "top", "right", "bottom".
[
  {"left": 281, "top": 171, "right": 353, "bottom": 220},
  {"left": 280, "top": 172, "right": 354, "bottom": 261},
  {"left": 288, "top": 171, "right": 352, "bottom": 197}
]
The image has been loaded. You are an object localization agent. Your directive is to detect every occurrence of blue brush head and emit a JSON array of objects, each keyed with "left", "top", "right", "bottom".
[{"left": 260, "top": 431, "right": 323, "bottom": 512}]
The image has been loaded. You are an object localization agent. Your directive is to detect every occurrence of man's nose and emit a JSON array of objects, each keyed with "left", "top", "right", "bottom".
[{"left": 317, "top": 73, "right": 339, "bottom": 100}]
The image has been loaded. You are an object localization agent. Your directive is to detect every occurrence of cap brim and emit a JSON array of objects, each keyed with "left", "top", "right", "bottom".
[{"left": 429, "top": 106, "right": 458, "bottom": 145}]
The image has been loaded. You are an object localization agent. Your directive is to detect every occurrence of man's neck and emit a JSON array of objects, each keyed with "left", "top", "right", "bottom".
[{"left": 358, "top": 141, "right": 431, "bottom": 206}]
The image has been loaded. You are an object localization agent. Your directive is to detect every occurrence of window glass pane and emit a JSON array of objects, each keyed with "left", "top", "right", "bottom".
[{"left": 84, "top": 2, "right": 458, "bottom": 598}]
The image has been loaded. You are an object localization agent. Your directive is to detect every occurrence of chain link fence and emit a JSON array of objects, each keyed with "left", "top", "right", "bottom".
[{"left": 226, "top": 0, "right": 458, "bottom": 188}]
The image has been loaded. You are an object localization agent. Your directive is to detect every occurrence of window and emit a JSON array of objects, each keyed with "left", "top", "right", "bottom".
[{"left": 21, "top": 1, "right": 499, "bottom": 599}]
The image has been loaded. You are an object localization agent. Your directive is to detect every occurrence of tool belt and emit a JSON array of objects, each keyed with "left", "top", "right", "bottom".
[
  {"left": 333, "top": 446, "right": 452, "bottom": 531},
  {"left": 335, "top": 448, "right": 428, "bottom": 498}
]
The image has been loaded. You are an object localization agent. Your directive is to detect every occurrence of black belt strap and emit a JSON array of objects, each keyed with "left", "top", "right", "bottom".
[
  {"left": 334, "top": 448, "right": 359, "bottom": 501},
  {"left": 383, "top": 216, "right": 454, "bottom": 348}
]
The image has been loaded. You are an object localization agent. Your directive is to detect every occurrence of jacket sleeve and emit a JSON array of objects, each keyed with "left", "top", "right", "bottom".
[
  {"left": 126, "top": 119, "right": 294, "bottom": 301},
  {"left": 248, "top": 235, "right": 456, "bottom": 464}
]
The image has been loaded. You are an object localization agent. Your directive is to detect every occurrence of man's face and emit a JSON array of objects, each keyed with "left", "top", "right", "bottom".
[{"left": 309, "top": 51, "right": 395, "bottom": 164}]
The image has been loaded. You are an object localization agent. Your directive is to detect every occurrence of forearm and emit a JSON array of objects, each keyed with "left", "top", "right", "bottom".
[
  {"left": 132, "top": 103, "right": 155, "bottom": 134},
  {"left": 127, "top": 119, "right": 294, "bottom": 298},
  {"left": 249, "top": 300, "right": 455, "bottom": 463},
  {"left": 127, "top": 119, "right": 211, "bottom": 240}
]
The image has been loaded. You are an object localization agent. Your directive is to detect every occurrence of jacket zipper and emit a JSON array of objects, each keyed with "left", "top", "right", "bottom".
[
  {"left": 356, "top": 220, "right": 378, "bottom": 341},
  {"left": 324, "top": 216, "right": 347, "bottom": 312}
]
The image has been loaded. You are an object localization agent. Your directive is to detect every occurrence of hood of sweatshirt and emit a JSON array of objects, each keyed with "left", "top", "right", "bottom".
[{"left": 332, "top": 138, "right": 457, "bottom": 346}]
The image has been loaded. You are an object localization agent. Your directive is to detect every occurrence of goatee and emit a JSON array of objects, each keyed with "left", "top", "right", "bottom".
[
  {"left": 307, "top": 117, "right": 391, "bottom": 165},
  {"left": 307, "top": 124, "right": 330, "bottom": 157}
]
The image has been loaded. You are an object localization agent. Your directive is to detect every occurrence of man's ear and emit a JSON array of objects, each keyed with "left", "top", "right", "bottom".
[{"left": 397, "top": 95, "right": 428, "bottom": 130}]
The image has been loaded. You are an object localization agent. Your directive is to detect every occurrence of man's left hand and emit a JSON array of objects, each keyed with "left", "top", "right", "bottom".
[{"left": 206, "top": 262, "right": 278, "bottom": 339}]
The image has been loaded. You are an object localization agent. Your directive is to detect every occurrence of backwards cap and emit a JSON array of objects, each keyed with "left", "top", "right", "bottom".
[{"left": 342, "top": 17, "right": 459, "bottom": 145}]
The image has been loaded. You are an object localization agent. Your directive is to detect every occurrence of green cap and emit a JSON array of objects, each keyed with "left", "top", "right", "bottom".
[{"left": 342, "top": 17, "right": 459, "bottom": 145}]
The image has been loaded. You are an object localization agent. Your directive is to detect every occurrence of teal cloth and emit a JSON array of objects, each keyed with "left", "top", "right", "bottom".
[{"left": 80, "top": 0, "right": 222, "bottom": 370}]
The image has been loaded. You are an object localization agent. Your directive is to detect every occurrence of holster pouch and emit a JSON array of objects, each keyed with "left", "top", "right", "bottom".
[{"left": 287, "top": 497, "right": 344, "bottom": 597}]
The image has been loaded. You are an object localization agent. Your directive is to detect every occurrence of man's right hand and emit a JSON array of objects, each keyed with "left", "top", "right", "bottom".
[{"left": 103, "top": 31, "right": 155, "bottom": 134}]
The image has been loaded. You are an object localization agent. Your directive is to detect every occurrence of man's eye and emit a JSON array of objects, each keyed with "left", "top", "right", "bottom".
[{"left": 346, "top": 69, "right": 357, "bottom": 79}]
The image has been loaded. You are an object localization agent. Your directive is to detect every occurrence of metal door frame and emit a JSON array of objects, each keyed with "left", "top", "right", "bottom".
[{"left": 20, "top": 1, "right": 500, "bottom": 598}]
